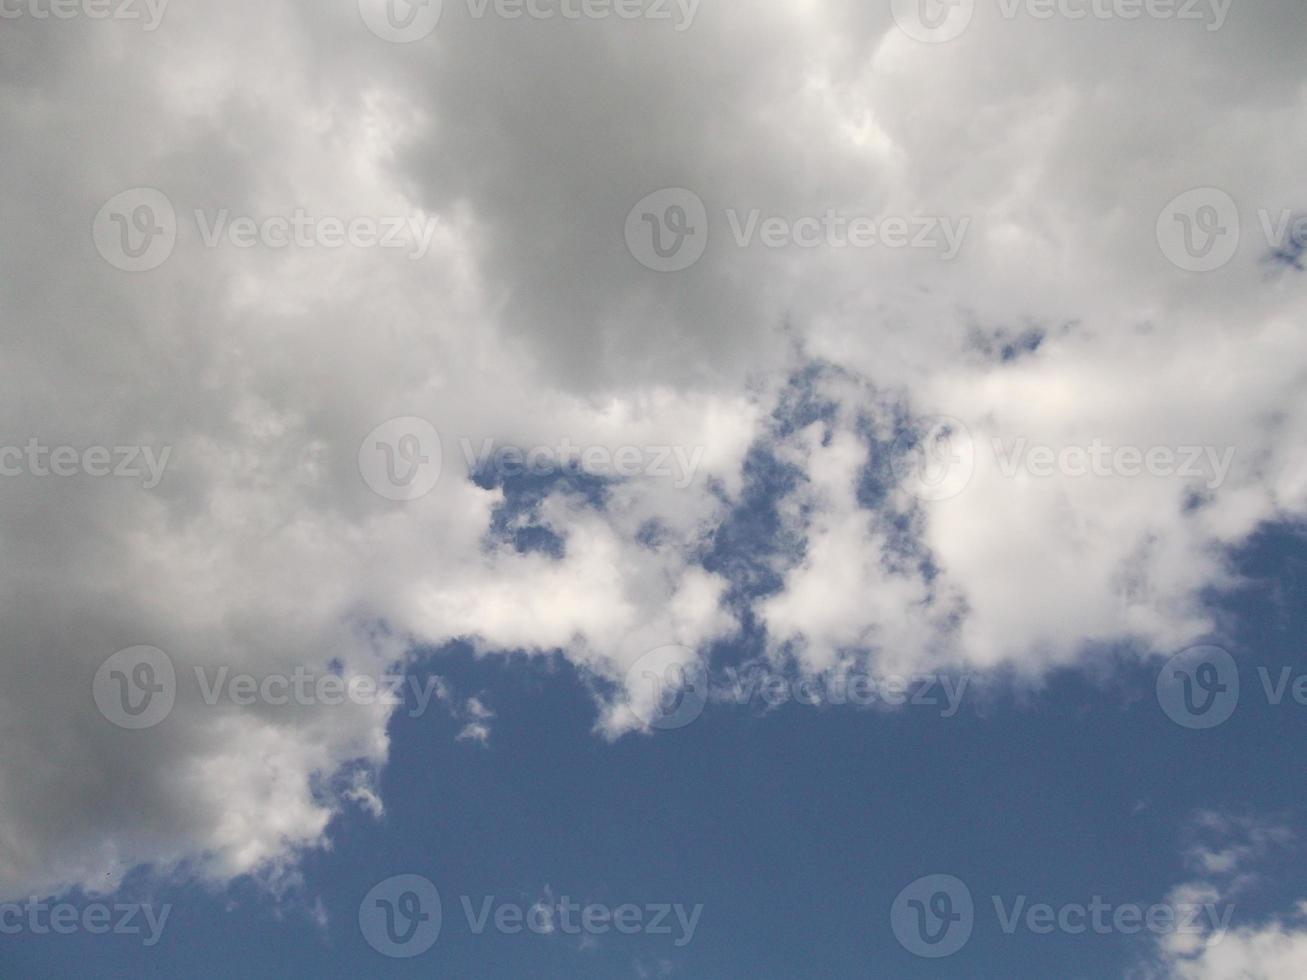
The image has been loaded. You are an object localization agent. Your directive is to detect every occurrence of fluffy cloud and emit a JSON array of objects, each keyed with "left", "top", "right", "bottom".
[{"left": 1, "top": 0, "right": 1305, "bottom": 901}]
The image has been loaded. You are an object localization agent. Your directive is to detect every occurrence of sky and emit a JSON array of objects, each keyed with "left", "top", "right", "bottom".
[{"left": 2, "top": 0, "right": 1307, "bottom": 977}]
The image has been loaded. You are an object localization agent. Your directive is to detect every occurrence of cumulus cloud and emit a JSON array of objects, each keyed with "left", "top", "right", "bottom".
[
  {"left": 1137, "top": 812, "right": 1307, "bottom": 980},
  {"left": 1, "top": 0, "right": 1305, "bottom": 902}
]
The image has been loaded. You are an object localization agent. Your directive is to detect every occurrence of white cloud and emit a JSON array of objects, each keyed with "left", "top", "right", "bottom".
[{"left": 1, "top": 0, "right": 1305, "bottom": 903}]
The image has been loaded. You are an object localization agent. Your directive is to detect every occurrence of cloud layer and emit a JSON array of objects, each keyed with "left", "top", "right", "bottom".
[{"left": 1, "top": 0, "right": 1305, "bottom": 902}]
